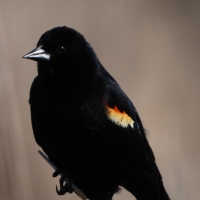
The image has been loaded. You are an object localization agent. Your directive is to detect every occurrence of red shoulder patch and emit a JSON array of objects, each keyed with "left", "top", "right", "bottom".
[{"left": 105, "top": 104, "right": 134, "bottom": 128}]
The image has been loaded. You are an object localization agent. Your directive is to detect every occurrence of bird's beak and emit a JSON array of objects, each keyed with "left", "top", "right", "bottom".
[{"left": 22, "top": 45, "right": 50, "bottom": 61}]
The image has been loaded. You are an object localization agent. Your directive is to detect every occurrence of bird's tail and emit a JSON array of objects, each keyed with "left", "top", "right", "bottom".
[{"left": 121, "top": 160, "right": 170, "bottom": 200}]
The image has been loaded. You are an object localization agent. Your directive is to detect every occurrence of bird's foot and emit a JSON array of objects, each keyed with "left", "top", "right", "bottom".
[{"left": 53, "top": 169, "right": 73, "bottom": 195}]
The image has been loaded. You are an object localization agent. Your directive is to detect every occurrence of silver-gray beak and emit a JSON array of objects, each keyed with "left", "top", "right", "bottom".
[{"left": 22, "top": 45, "right": 50, "bottom": 61}]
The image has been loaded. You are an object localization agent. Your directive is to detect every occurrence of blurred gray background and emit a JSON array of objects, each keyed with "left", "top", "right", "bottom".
[{"left": 0, "top": 0, "right": 200, "bottom": 200}]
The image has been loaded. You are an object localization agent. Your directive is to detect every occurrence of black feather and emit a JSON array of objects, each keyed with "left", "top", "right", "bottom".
[{"left": 24, "top": 26, "right": 170, "bottom": 200}]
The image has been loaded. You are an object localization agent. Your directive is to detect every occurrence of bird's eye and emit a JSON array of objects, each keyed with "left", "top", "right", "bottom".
[{"left": 57, "top": 46, "right": 65, "bottom": 53}]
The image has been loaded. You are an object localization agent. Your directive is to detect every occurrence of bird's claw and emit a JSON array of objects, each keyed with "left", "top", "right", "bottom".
[
  {"left": 56, "top": 181, "right": 73, "bottom": 195},
  {"left": 52, "top": 168, "right": 61, "bottom": 177},
  {"left": 53, "top": 170, "right": 73, "bottom": 195}
]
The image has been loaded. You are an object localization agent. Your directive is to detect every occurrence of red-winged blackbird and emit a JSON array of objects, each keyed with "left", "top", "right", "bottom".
[{"left": 23, "top": 26, "right": 170, "bottom": 200}]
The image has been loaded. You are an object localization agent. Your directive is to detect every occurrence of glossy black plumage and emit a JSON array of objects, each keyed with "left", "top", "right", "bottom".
[{"left": 23, "top": 26, "right": 170, "bottom": 200}]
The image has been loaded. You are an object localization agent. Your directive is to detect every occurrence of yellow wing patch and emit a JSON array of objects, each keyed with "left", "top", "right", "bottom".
[{"left": 106, "top": 104, "right": 134, "bottom": 128}]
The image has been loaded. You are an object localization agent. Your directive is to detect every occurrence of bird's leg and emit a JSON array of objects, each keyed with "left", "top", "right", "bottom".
[{"left": 53, "top": 169, "right": 74, "bottom": 195}]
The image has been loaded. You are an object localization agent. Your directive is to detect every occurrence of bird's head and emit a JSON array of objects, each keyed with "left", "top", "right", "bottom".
[{"left": 23, "top": 26, "right": 98, "bottom": 79}]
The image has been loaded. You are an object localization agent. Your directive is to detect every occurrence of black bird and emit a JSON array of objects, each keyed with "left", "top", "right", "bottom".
[{"left": 23, "top": 26, "right": 170, "bottom": 200}]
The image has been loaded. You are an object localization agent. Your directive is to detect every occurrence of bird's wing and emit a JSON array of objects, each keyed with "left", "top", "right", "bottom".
[
  {"left": 97, "top": 75, "right": 168, "bottom": 199},
  {"left": 97, "top": 75, "right": 150, "bottom": 162}
]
